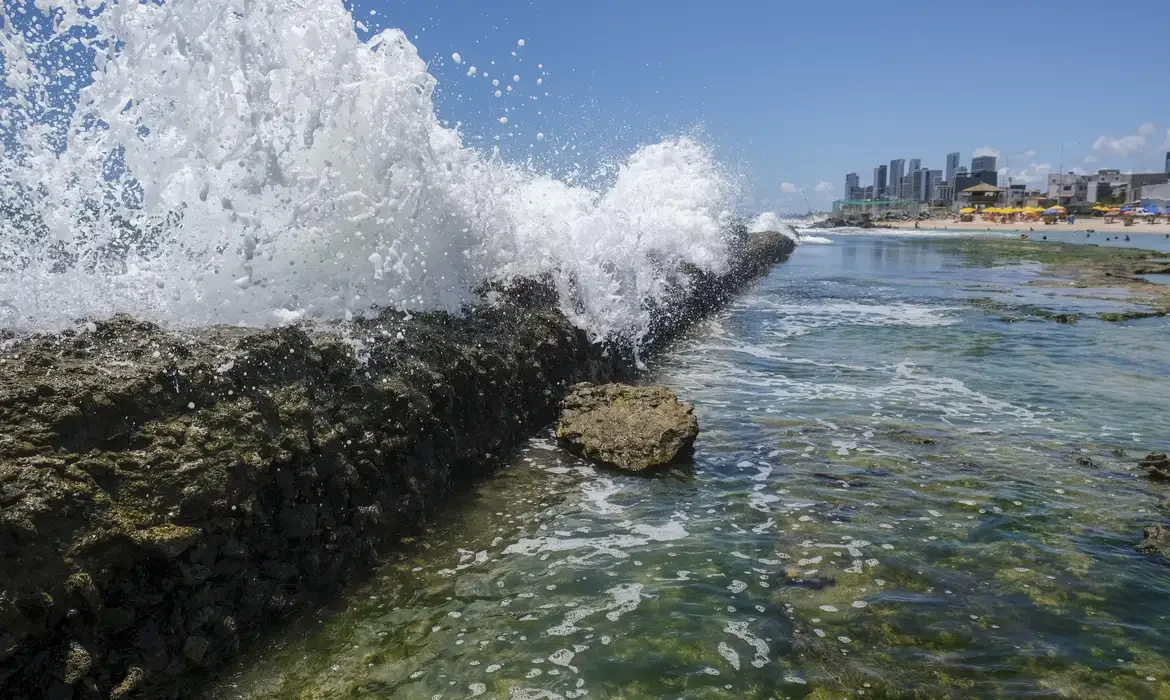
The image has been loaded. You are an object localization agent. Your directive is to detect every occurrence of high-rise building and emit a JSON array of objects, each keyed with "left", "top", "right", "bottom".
[
  {"left": 912, "top": 169, "right": 927, "bottom": 202},
  {"left": 899, "top": 175, "right": 913, "bottom": 200},
  {"left": 845, "top": 173, "right": 859, "bottom": 198},
  {"left": 927, "top": 169, "right": 943, "bottom": 202},
  {"left": 873, "top": 165, "right": 888, "bottom": 198},
  {"left": 889, "top": 159, "right": 905, "bottom": 198},
  {"left": 946, "top": 152, "right": 960, "bottom": 185},
  {"left": 909, "top": 158, "right": 922, "bottom": 173},
  {"left": 1165, "top": 152, "right": 1170, "bottom": 175},
  {"left": 863, "top": 185, "right": 875, "bottom": 200},
  {"left": 972, "top": 155, "right": 997, "bottom": 174}
]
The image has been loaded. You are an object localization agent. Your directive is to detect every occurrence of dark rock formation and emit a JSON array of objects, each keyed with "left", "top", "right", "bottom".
[
  {"left": 1141, "top": 452, "right": 1170, "bottom": 480},
  {"left": 0, "top": 230, "right": 794, "bottom": 699},
  {"left": 1136, "top": 524, "right": 1170, "bottom": 560},
  {"left": 555, "top": 383, "right": 699, "bottom": 471}
]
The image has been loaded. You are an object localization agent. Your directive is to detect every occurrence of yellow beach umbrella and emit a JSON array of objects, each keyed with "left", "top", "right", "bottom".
[{"left": 960, "top": 207, "right": 975, "bottom": 214}]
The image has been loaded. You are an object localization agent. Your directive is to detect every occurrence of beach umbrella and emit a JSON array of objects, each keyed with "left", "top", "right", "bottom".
[
  {"left": 1043, "top": 207, "right": 1063, "bottom": 215},
  {"left": 959, "top": 207, "right": 975, "bottom": 214}
]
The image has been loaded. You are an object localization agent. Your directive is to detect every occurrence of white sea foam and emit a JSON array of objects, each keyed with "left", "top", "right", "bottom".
[{"left": 0, "top": 0, "right": 734, "bottom": 343}]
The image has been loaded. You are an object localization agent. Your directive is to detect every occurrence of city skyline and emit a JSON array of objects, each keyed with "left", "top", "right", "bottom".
[{"left": 840, "top": 147, "right": 1170, "bottom": 206}]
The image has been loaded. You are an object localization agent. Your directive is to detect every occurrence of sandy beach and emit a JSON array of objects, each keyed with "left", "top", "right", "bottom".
[{"left": 913, "top": 217, "right": 1170, "bottom": 235}]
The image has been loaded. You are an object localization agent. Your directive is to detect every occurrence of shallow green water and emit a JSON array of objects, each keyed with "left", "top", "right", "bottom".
[{"left": 209, "top": 235, "right": 1170, "bottom": 699}]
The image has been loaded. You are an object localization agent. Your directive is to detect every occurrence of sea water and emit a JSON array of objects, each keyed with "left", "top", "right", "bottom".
[
  {"left": 0, "top": 0, "right": 736, "bottom": 344},
  {"left": 206, "top": 235, "right": 1170, "bottom": 698}
]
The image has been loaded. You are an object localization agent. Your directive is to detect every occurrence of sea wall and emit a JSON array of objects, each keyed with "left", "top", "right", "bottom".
[{"left": 0, "top": 230, "right": 794, "bottom": 700}]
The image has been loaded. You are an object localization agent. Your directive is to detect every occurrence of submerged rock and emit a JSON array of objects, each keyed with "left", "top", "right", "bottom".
[
  {"left": 555, "top": 383, "right": 699, "bottom": 471},
  {"left": 1140, "top": 452, "right": 1170, "bottom": 479},
  {"left": 1136, "top": 524, "right": 1170, "bottom": 560}
]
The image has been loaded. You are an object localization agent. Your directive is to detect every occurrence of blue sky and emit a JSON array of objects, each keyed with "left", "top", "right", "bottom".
[{"left": 351, "top": 0, "right": 1170, "bottom": 211}]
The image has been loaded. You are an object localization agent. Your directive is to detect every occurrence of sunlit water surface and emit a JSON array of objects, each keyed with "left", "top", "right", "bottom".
[{"left": 208, "top": 236, "right": 1170, "bottom": 699}]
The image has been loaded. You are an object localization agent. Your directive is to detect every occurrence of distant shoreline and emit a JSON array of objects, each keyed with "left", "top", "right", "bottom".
[{"left": 908, "top": 218, "right": 1170, "bottom": 236}]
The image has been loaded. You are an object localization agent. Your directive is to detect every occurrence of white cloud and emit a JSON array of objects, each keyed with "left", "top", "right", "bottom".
[
  {"left": 1092, "top": 122, "right": 1163, "bottom": 158},
  {"left": 1083, "top": 155, "right": 1098, "bottom": 164},
  {"left": 813, "top": 181, "right": 834, "bottom": 195},
  {"left": 1004, "top": 162, "right": 1052, "bottom": 186},
  {"left": 973, "top": 146, "right": 1000, "bottom": 158},
  {"left": 779, "top": 182, "right": 800, "bottom": 193},
  {"left": 1021, "top": 149, "right": 1037, "bottom": 158},
  {"left": 1164, "top": 129, "right": 1170, "bottom": 151},
  {"left": 1093, "top": 133, "right": 1146, "bottom": 157}
]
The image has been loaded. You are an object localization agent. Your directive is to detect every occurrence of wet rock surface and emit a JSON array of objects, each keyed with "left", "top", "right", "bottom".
[
  {"left": 0, "top": 230, "right": 794, "bottom": 699},
  {"left": 1136, "top": 524, "right": 1170, "bottom": 560},
  {"left": 1141, "top": 452, "right": 1170, "bottom": 479},
  {"left": 555, "top": 383, "right": 699, "bottom": 471}
]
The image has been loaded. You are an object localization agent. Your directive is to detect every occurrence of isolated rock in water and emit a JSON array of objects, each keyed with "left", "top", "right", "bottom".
[
  {"left": 1141, "top": 452, "right": 1170, "bottom": 479},
  {"left": 1136, "top": 524, "right": 1170, "bottom": 560},
  {"left": 555, "top": 383, "right": 699, "bottom": 471}
]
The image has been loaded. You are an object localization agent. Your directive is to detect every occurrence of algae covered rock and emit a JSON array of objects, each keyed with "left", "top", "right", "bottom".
[
  {"left": 1136, "top": 523, "right": 1170, "bottom": 560},
  {"left": 1140, "top": 452, "right": 1170, "bottom": 479},
  {"left": 555, "top": 383, "right": 699, "bottom": 471}
]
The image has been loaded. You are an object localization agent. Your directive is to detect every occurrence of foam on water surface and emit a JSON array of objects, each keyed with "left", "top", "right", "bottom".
[{"left": 0, "top": 0, "right": 734, "bottom": 342}]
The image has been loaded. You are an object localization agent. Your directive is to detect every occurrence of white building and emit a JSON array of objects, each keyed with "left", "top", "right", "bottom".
[
  {"left": 1143, "top": 182, "right": 1170, "bottom": 207},
  {"left": 1048, "top": 172, "right": 1088, "bottom": 203}
]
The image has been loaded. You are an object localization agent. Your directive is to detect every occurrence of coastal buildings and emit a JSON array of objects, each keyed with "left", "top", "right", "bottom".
[
  {"left": 1049, "top": 170, "right": 1170, "bottom": 204},
  {"left": 835, "top": 147, "right": 1161, "bottom": 213}
]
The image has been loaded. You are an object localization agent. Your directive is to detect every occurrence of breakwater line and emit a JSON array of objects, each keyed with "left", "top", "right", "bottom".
[{"left": 0, "top": 230, "right": 793, "bottom": 700}]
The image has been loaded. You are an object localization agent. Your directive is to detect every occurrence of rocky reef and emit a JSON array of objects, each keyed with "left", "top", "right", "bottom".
[
  {"left": 0, "top": 230, "right": 794, "bottom": 699},
  {"left": 555, "top": 383, "right": 699, "bottom": 472}
]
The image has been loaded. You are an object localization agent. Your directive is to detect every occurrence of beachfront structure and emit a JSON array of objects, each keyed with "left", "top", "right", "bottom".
[
  {"left": 873, "top": 165, "right": 888, "bottom": 198},
  {"left": 957, "top": 183, "right": 1004, "bottom": 209},
  {"left": 953, "top": 170, "right": 996, "bottom": 195},
  {"left": 889, "top": 159, "right": 905, "bottom": 197},
  {"left": 1143, "top": 182, "right": 1170, "bottom": 208},
  {"left": 972, "top": 155, "right": 997, "bottom": 175},
  {"left": 946, "top": 152, "right": 960, "bottom": 185}
]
